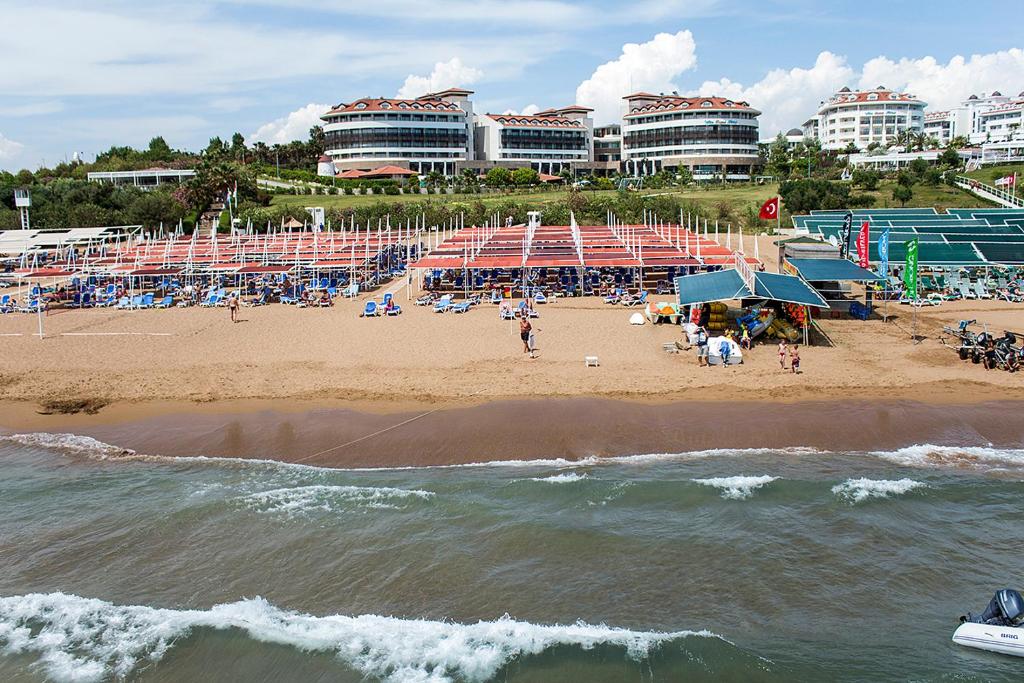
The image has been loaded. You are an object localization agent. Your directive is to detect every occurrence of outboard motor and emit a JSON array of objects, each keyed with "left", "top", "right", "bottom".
[{"left": 967, "top": 589, "right": 1024, "bottom": 626}]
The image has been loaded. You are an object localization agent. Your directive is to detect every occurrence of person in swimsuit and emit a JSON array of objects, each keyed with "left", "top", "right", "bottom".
[
  {"left": 228, "top": 292, "right": 240, "bottom": 322},
  {"left": 778, "top": 339, "right": 788, "bottom": 370},
  {"left": 790, "top": 345, "right": 801, "bottom": 374},
  {"left": 520, "top": 316, "right": 532, "bottom": 356}
]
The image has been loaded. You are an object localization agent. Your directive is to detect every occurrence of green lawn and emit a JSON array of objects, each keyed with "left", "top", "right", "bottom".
[
  {"left": 965, "top": 163, "right": 1024, "bottom": 187},
  {"left": 865, "top": 180, "right": 993, "bottom": 210},
  {"left": 267, "top": 178, "right": 989, "bottom": 222},
  {"left": 269, "top": 188, "right": 594, "bottom": 210}
]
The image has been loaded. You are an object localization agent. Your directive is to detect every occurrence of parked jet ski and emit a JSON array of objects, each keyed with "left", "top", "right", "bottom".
[{"left": 953, "top": 589, "right": 1024, "bottom": 657}]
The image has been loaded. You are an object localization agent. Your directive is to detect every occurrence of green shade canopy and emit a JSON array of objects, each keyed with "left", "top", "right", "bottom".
[
  {"left": 786, "top": 258, "right": 884, "bottom": 282},
  {"left": 675, "top": 269, "right": 830, "bottom": 308}
]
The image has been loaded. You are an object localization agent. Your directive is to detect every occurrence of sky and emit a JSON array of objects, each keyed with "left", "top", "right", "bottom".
[{"left": 1, "top": 0, "right": 1023, "bottom": 171}]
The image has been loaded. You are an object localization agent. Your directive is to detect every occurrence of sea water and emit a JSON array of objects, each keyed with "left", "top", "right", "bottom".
[{"left": 1, "top": 434, "right": 1023, "bottom": 681}]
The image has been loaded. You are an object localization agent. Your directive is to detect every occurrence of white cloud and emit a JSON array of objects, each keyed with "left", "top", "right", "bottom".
[
  {"left": 0, "top": 132, "right": 25, "bottom": 161},
  {"left": 856, "top": 49, "right": 1024, "bottom": 111},
  {"left": 575, "top": 31, "right": 698, "bottom": 125},
  {"left": 503, "top": 104, "right": 541, "bottom": 116},
  {"left": 395, "top": 58, "right": 483, "bottom": 99},
  {"left": 692, "top": 51, "right": 855, "bottom": 137},
  {"left": 0, "top": 5, "right": 550, "bottom": 98},
  {"left": 0, "top": 101, "right": 64, "bottom": 117},
  {"left": 251, "top": 103, "right": 331, "bottom": 144},
  {"left": 687, "top": 48, "right": 1024, "bottom": 138}
]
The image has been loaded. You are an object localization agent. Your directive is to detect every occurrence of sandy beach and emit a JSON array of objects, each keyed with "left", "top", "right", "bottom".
[{"left": 2, "top": 284, "right": 1022, "bottom": 409}]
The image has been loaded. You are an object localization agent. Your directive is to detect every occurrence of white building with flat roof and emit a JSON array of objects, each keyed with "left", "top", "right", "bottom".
[
  {"left": 87, "top": 168, "right": 196, "bottom": 188},
  {"left": 621, "top": 93, "right": 761, "bottom": 180},
  {"left": 474, "top": 105, "right": 593, "bottom": 175},
  {"left": 923, "top": 91, "right": 1016, "bottom": 146},
  {"left": 802, "top": 86, "right": 926, "bottom": 151},
  {"left": 321, "top": 88, "right": 475, "bottom": 176}
]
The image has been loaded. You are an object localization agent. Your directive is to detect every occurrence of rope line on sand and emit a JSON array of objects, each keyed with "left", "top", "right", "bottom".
[{"left": 295, "top": 389, "right": 486, "bottom": 463}]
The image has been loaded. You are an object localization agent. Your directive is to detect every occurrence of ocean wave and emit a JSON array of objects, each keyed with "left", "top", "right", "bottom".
[
  {"left": 868, "top": 444, "right": 1024, "bottom": 470},
  {"left": 0, "top": 592, "right": 720, "bottom": 683},
  {"left": 832, "top": 478, "right": 927, "bottom": 503},
  {"left": 241, "top": 484, "right": 434, "bottom": 514},
  {"left": 529, "top": 472, "right": 588, "bottom": 484},
  {"left": 1, "top": 432, "right": 135, "bottom": 458},
  {"left": 1, "top": 433, "right": 826, "bottom": 472},
  {"left": 691, "top": 475, "right": 778, "bottom": 500},
  {"left": 10, "top": 431, "right": 1024, "bottom": 476}
]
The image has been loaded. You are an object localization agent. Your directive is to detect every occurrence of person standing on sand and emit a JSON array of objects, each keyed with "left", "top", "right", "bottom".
[
  {"left": 778, "top": 339, "right": 788, "bottom": 370},
  {"left": 520, "top": 316, "right": 533, "bottom": 357},
  {"left": 528, "top": 322, "right": 538, "bottom": 359},
  {"left": 695, "top": 326, "right": 708, "bottom": 367},
  {"left": 228, "top": 292, "right": 240, "bottom": 323},
  {"left": 790, "top": 345, "right": 801, "bottom": 374}
]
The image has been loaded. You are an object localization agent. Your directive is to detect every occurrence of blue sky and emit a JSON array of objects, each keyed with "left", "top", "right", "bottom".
[{"left": 1, "top": 0, "right": 1023, "bottom": 170}]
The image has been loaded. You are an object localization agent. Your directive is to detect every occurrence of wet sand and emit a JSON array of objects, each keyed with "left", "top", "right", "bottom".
[{"left": 4, "top": 398, "right": 1022, "bottom": 468}]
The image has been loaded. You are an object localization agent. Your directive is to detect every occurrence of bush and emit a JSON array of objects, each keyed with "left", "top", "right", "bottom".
[{"left": 383, "top": 185, "right": 399, "bottom": 195}]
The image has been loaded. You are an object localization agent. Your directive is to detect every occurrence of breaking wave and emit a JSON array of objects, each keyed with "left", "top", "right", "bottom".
[
  {"left": 6, "top": 432, "right": 1024, "bottom": 475},
  {"left": 832, "top": 478, "right": 927, "bottom": 503},
  {"left": 691, "top": 475, "right": 778, "bottom": 500},
  {"left": 529, "top": 472, "right": 588, "bottom": 484},
  {"left": 868, "top": 445, "right": 1024, "bottom": 470},
  {"left": 0, "top": 592, "right": 720, "bottom": 683},
  {"left": 241, "top": 484, "right": 434, "bottom": 514}
]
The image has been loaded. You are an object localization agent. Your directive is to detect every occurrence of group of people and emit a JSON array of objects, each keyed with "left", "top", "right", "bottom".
[{"left": 777, "top": 339, "right": 801, "bottom": 374}]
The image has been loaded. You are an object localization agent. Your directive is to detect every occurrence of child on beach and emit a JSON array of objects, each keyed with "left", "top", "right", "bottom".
[
  {"left": 695, "top": 326, "right": 708, "bottom": 367},
  {"left": 790, "top": 346, "right": 801, "bottom": 374},
  {"left": 778, "top": 339, "right": 788, "bottom": 370},
  {"left": 741, "top": 327, "right": 751, "bottom": 351}
]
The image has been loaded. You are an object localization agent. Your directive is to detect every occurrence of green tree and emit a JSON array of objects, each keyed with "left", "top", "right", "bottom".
[
  {"left": 892, "top": 183, "right": 913, "bottom": 207},
  {"left": 204, "top": 136, "right": 229, "bottom": 159},
  {"left": 512, "top": 167, "right": 540, "bottom": 186},
  {"left": 146, "top": 136, "right": 174, "bottom": 161},
  {"left": 908, "top": 157, "right": 929, "bottom": 180},
  {"left": 485, "top": 167, "right": 512, "bottom": 188},
  {"left": 938, "top": 147, "right": 961, "bottom": 168},
  {"left": 843, "top": 142, "right": 859, "bottom": 155},
  {"left": 851, "top": 169, "right": 880, "bottom": 191}
]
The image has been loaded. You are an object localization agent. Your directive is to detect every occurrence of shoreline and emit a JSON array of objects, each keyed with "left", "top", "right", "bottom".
[{"left": 4, "top": 396, "right": 1023, "bottom": 469}]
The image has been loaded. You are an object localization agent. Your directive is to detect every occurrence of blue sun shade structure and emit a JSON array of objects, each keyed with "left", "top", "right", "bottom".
[
  {"left": 753, "top": 272, "right": 829, "bottom": 308},
  {"left": 674, "top": 269, "right": 751, "bottom": 306},
  {"left": 785, "top": 258, "right": 885, "bottom": 282},
  {"left": 676, "top": 269, "right": 830, "bottom": 308}
]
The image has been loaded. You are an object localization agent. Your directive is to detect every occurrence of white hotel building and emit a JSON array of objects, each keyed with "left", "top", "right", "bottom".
[
  {"left": 321, "top": 88, "right": 476, "bottom": 176},
  {"left": 474, "top": 105, "right": 593, "bottom": 175},
  {"left": 923, "top": 91, "right": 1023, "bottom": 146},
  {"left": 802, "top": 86, "right": 926, "bottom": 151},
  {"left": 620, "top": 93, "right": 761, "bottom": 180}
]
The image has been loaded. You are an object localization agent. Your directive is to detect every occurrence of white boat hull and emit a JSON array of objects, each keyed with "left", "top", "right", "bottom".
[{"left": 953, "top": 622, "right": 1024, "bottom": 657}]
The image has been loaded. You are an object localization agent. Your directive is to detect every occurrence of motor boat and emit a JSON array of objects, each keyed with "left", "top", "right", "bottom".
[{"left": 953, "top": 589, "right": 1024, "bottom": 657}]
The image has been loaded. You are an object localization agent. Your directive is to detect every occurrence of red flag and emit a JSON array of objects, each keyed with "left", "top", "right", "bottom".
[
  {"left": 758, "top": 197, "right": 779, "bottom": 220},
  {"left": 856, "top": 221, "right": 870, "bottom": 269}
]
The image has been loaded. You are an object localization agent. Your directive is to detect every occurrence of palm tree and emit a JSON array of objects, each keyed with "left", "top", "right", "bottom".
[{"left": 947, "top": 135, "right": 969, "bottom": 150}]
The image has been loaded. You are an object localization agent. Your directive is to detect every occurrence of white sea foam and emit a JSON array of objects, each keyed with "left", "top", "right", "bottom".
[
  {"left": 832, "top": 478, "right": 926, "bottom": 503},
  {"left": 0, "top": 592, "right": 719, "bottom": 683},
  {"left": 529, "top": 472, "right": 588, "bottom": 483},
  {"left": 1, "top": 432, "right": 135, "bottom": 458},
  {"left": 868, "top": 444, "right": 1024, "bottom": 470},
  {"left": 241, "top": 484, "right": 434, "bottom": 514},
  {"left": 691, "top": 475, "right": 778, "bottom": 500},
  {"left": 10, "top": 431, "right": 1024, "bottom": 476}
]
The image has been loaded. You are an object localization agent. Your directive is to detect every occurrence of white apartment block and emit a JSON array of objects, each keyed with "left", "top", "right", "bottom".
[
  {"left": 621, "top": 93, "right": 761, "bottom": 180},
  {"left": 923, "top": 91, "right": 1019, "bottom": 146},
  {"left": 802, "top": 86, "right": 926, "bottom": 151},
  {"left": 474, "top": 105, "right": 593, "bottom": 175}
]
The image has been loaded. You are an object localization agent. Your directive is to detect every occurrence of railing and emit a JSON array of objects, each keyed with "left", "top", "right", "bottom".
[{"left": 955, "top": 175, "right": 1024, "bottom": 208}]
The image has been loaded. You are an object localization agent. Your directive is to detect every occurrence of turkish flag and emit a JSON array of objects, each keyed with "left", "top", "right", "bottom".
[
  {"left": 856, "top": 221, "right": 870, "bottom": 269},
  {"left": 758, "top": 197, "right": 779, "bottom": 220}
]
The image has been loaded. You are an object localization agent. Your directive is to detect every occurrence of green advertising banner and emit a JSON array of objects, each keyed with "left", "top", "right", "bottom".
[{"left": 903, "top": 238, "right": 919, "bottom": 299}]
